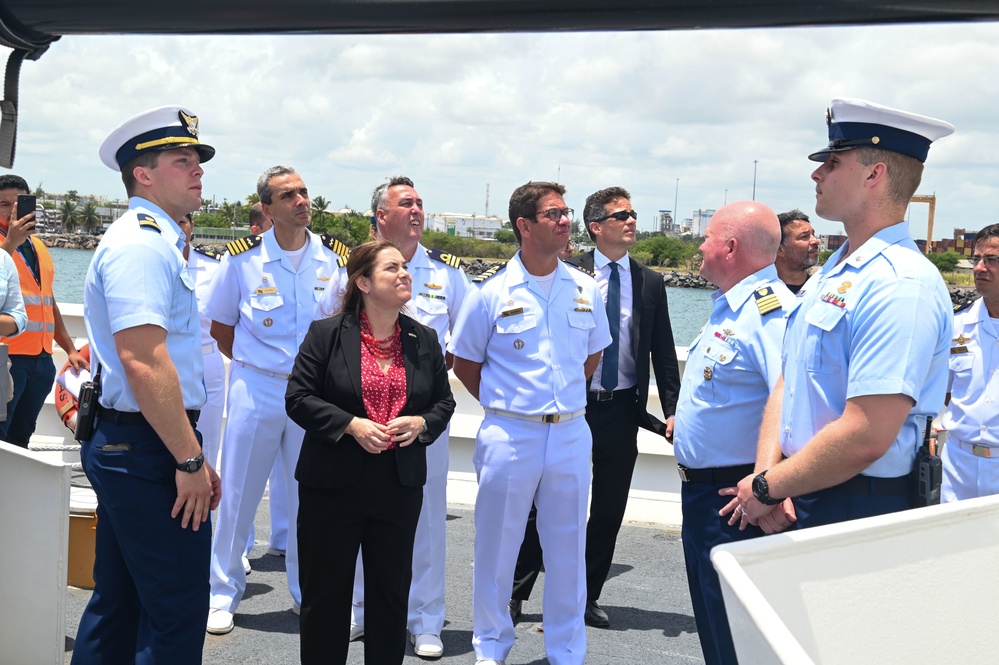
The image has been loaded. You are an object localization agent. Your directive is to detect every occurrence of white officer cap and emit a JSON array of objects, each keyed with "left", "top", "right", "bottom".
[
  {"left": 809, "top": 97, "right": 954, "bottom": 163},
  {"left": 99, "top": 105, "right": 216, "bottom": 172}
]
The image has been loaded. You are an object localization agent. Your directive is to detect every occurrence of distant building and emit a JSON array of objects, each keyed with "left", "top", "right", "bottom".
[
  {"left": 426, "top": 213, "right": 504, "bottom": 240},
  {"left": 691, "top": 209, "right": 716, "bottom": 237}
]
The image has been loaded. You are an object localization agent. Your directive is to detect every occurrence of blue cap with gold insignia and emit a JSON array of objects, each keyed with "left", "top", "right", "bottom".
[
  {"left": 809, "top": 97, "right": 954, "bottom": 164},
  {"left": 100, "top": 105, "right": 216, "bottom": 172}
]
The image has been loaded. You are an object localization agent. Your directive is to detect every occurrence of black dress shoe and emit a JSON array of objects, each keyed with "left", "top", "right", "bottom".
[
  {"left": 583, "top": 601, "right": 609, "bottom": 628},
  {"left": 508, "top": 599, "right": 522, "bottom": 620}
]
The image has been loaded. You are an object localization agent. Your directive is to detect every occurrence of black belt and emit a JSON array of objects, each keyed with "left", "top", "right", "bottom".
[
  {"left": 834, "top": 474, "right": 909, "bottom": 496},
  {"left": 98, "top": 405, "right": 200, "bottom": 427},
  {"left": 587, "top": 387, "right": 637, "bottom": 403},
  {"left": 677, "top": 463, "right": 754, "bottom": 483}
]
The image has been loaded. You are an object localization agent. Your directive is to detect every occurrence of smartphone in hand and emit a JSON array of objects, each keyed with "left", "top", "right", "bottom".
[{"left": 16, "top": 194, "right": 36, "bottom": 226}]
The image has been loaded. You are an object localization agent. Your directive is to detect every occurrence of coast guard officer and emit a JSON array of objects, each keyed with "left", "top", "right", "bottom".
[
  {"left": 728, "top": 98, "right": 954, "bottom": 529},
  {"left": 941, "top": 223, "right": 999, "bottom": 501},
  {"left": 674, "top": 201, "right": 794, "bottom": 665},
  {"left": 450, "top": 181, "right": 611, "bottom": 665},
  {"left": 205, "top": 166, "right": 347, "bottom": 635},
  {"left": 73, "top": 105, "right": 220, "bottom": 664},
  {"left": 319, "top": 176, "right": 468, "bottom": 658}
]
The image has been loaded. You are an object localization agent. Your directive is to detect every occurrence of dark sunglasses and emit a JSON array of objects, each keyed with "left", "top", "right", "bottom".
[{"left": 596, "top": 210, "right": 638, "bottom": 223}]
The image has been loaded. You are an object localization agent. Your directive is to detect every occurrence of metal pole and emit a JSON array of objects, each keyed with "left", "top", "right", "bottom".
[
  {"left": 674, "top": 179, "right": 679, "bottom": 231},
  {"left": 752, "top": 160, "right": 758, "bottom": 200}
]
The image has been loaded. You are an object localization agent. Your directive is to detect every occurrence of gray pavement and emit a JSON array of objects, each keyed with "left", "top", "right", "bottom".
[{"left": 64, "top": 500, "right": 704, "bottom": 664}]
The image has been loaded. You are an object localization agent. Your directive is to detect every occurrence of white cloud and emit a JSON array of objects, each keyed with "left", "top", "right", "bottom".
[{"left": 7, "top": 23, "right": 999, "bottom": 239}]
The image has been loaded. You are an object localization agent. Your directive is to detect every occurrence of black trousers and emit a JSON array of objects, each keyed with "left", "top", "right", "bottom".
[
  {"left": 512, "top": 392, "right": 640, "bottom": 602},
  {"left": 298, "top": 452, "right": 423, "bottom": 665}
]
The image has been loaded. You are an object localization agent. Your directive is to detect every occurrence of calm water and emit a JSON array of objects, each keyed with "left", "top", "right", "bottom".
[{"left": 49, "top": 247, "right": 713, "bottom": 345}]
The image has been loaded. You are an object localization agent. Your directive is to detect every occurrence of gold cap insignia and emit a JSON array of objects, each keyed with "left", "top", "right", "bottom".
[
  {"left": 179, "top": 110, "right": 200, "bottom": 137},
  {"left": 871, "top": 136, "right": 880, "bottom": 145}
]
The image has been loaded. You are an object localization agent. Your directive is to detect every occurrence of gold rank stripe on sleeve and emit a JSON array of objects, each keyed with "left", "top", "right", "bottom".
[
  {"left": 473, "top": 261, "right": 507, "bottom": 283},
  {"left": 320, "top": 234, "right": 351, "bottom": 260},
  {"left": 225, "top": 234, "right": 262, "bottom": 255},
  {"left": 137, "top": 214, "right": 161, "bottom": 233},
  {"left": 753, "top": 286, "right": 782, "bottom": 316},
  {"left": 427, "top": 247, "right": 463, "bottom": 269}
]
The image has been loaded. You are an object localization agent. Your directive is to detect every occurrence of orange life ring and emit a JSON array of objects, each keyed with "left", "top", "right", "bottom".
[{"left": 54, "top": 344, "right": 90, "bottom": 433}]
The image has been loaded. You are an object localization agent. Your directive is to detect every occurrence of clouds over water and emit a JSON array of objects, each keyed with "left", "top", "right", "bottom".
[{"left": 14, "top": 23, "right": 999, "bottom": 238}]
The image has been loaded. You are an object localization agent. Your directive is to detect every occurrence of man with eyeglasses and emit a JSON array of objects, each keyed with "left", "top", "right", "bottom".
[
  {"left": 775, "top": 209, "right": 820, "bottom": 294},
  {"left": 508, "top": 187, "right": 680, "bottom": 629},
  {"left": 725, "top": 98, "right": 954, "bottom": 531},
  {"left": 450, "top": 181, "right": 611, "bottom": 665},
  {"left": 940, "top": 224, "right": 999, "bottom": 502}
]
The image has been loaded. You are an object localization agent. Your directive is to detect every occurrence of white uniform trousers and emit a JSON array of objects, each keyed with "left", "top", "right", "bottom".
[
  {"left": 199, "top": 344, "right": 226, "bottom": 470},
  {"left": 209, "top": 363, "right": 304, "bottom": 611},
  {"left": 351, "top": 424, "right": 450, "bottom": 635},
  {"left": 942, "top": 437, "right": 999, "bottom": 502},
  {"left": 244, "top": 461, "right": 290, "bottom": 557},
  {"left": 472, "top": 414, "right": 590, "bottom": 665},
  {"left": 268, "top": 455, "right": 290, "bottom": 551}
]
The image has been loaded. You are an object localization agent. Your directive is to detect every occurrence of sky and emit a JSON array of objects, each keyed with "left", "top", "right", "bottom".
[{"left": 10, "top": 21, "right": 999, "bottom": 241}]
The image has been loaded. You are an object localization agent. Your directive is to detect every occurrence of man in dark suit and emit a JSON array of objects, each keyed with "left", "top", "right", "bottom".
[{"left": 510, "top": 186, "right": 681, "bottom": 628}]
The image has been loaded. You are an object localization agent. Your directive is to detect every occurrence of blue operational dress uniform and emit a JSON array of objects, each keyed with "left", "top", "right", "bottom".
[
  {"left": 780, "top": 221, "right": 952, "bottom": 527},
  {"left": 74, "top": 198, "right": 209, "bottom": 664},
  {"left": 188, "top": 244, "right": 225, "bottom": 470},
  {"left": 205, "top": 229, "right": 345, "bottom": 617},
  {"left": 672, "top": 265, "right": 793, "bottom": 665},
  {"left": 449, "top": 251, "right": 611, "bottom": 665},
  {"left": 319, "top": 243, "right": 469, "bottom": 638},
  {"left": 942, "top": 298, "right": 999, "bottom": 501}
]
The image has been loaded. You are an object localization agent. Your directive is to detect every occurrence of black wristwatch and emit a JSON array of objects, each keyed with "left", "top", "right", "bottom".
[
  {"left": 176, "top": 453, "right": 205, "bottom": 473},
  {"left": 752, "top": 471, "right": 783, "bottom": 506}
]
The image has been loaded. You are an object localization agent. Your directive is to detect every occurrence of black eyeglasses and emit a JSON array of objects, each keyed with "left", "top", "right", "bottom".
[
  {"left": 596, "top": 210, "right": 638, "bottom": 223},
  {"left": 533, "top": 207, "right": 573, "bottom": 222},
  {"left": 971, "top": 255, "right": 999, "bottom": 267}
]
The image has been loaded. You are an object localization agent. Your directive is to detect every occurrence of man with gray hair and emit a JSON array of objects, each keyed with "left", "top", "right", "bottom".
[
  {"left": 775, "top": 209, "right": 819, "bottom": 294},
  {"left": 672, "top": 201, "right": 794, "bottom": 665},
  {"left": 204, "top": 166, "right": 347, "bottom": 635},
  {"left": 318, "top": 175, "right": 468, "bottom": 658}
]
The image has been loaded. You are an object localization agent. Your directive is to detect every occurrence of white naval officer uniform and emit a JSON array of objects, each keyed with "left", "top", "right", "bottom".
[
  {"left": 448, "top": 252, "right": 611, "bottom": 665},
  {"left": 187, "top": 244, "right": 225, "bottom": 470},
  {"left": 205, "top": 229, "right": 346, "bottom": 614},
  {"left": 942, "top": 298, "right": 999, "bottom": 501},
  {"left": 318, "top": 243, "right": 469, "bottom": 637}
]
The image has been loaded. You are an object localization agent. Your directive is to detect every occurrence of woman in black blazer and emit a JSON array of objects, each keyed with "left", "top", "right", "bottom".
[{"left": 286, "top": 240, "right": 455, "bottom": 665}]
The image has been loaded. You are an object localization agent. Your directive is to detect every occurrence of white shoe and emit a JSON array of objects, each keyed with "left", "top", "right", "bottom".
[
  {"left": 206, "top": 609, "right": 234, "bottom": 635},
  {"left": 475, "top": 660, "right": 505, "bottom": 665},
  {"left": 349, "top": 624, "right": 364, "bottom": 641},
  {"left": 266, "top": 547, "right": 286, "bottom": 557},
  {"left": 242, "top": 555, "right": 251, "bottom": 575},
  {"left": 411, "top": 633, "right": 444, "bottom": 658}
]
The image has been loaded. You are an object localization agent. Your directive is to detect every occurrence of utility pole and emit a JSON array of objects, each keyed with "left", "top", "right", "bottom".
[
  {"left": 752, "top": 160, "right": 758, "bottom": 201},
  {"left": 484, "top": 183, "right": 489, "bottom": 217}
]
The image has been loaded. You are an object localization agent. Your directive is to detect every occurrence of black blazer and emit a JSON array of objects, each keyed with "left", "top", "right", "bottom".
[
  {"left": 286, "top": 312, "right": 456, "bottom": 489},
  {"left": 566, "top": 251, "right": 681, "bottom": 436}
]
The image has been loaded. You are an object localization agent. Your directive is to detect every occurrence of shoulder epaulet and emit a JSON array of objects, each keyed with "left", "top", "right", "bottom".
[
  {"left": 226, "top": 234, "right": 262, "bottom": 256},
  {"left": 426, "top": 247, "right": 464, "bottom": 269},
  {"left": 320, "top": 234, "right": 351, "bottom": 259},
  {"left": 137, "top": 214, "right": 161, "bottom": 234},
  {"left": 193, "top": 244, "right": 224, "bottom": 261},
  {"left": 753, "top": 286, "right": 783, "bottom": 316},
  {"left": 954, "top": 295, "right": 978, "bottom": 313},
  {"left": 565, "top": 261, "right": 595, "bottom": 278},
  {"left": 473, "top": 261, "right": 507, "bottom": 283}
]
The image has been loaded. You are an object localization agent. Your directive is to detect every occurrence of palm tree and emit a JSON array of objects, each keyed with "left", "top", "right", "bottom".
[
  {"left": 80, "top": 201, "right": 101, "bottom": 234},
  {"left": 311, "top": 196, "right": 330, "bottom": 225},
  {"left": 60, "top": 199, "right": 79, "bottom": 232},
  {"left": 245, "top": 192, "right": 259, "bottom": 205}
]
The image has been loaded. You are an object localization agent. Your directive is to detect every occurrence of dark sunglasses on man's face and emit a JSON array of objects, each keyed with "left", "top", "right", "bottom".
[{"left": 597, "top": 210, "right": 638, "bottom": 223}]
